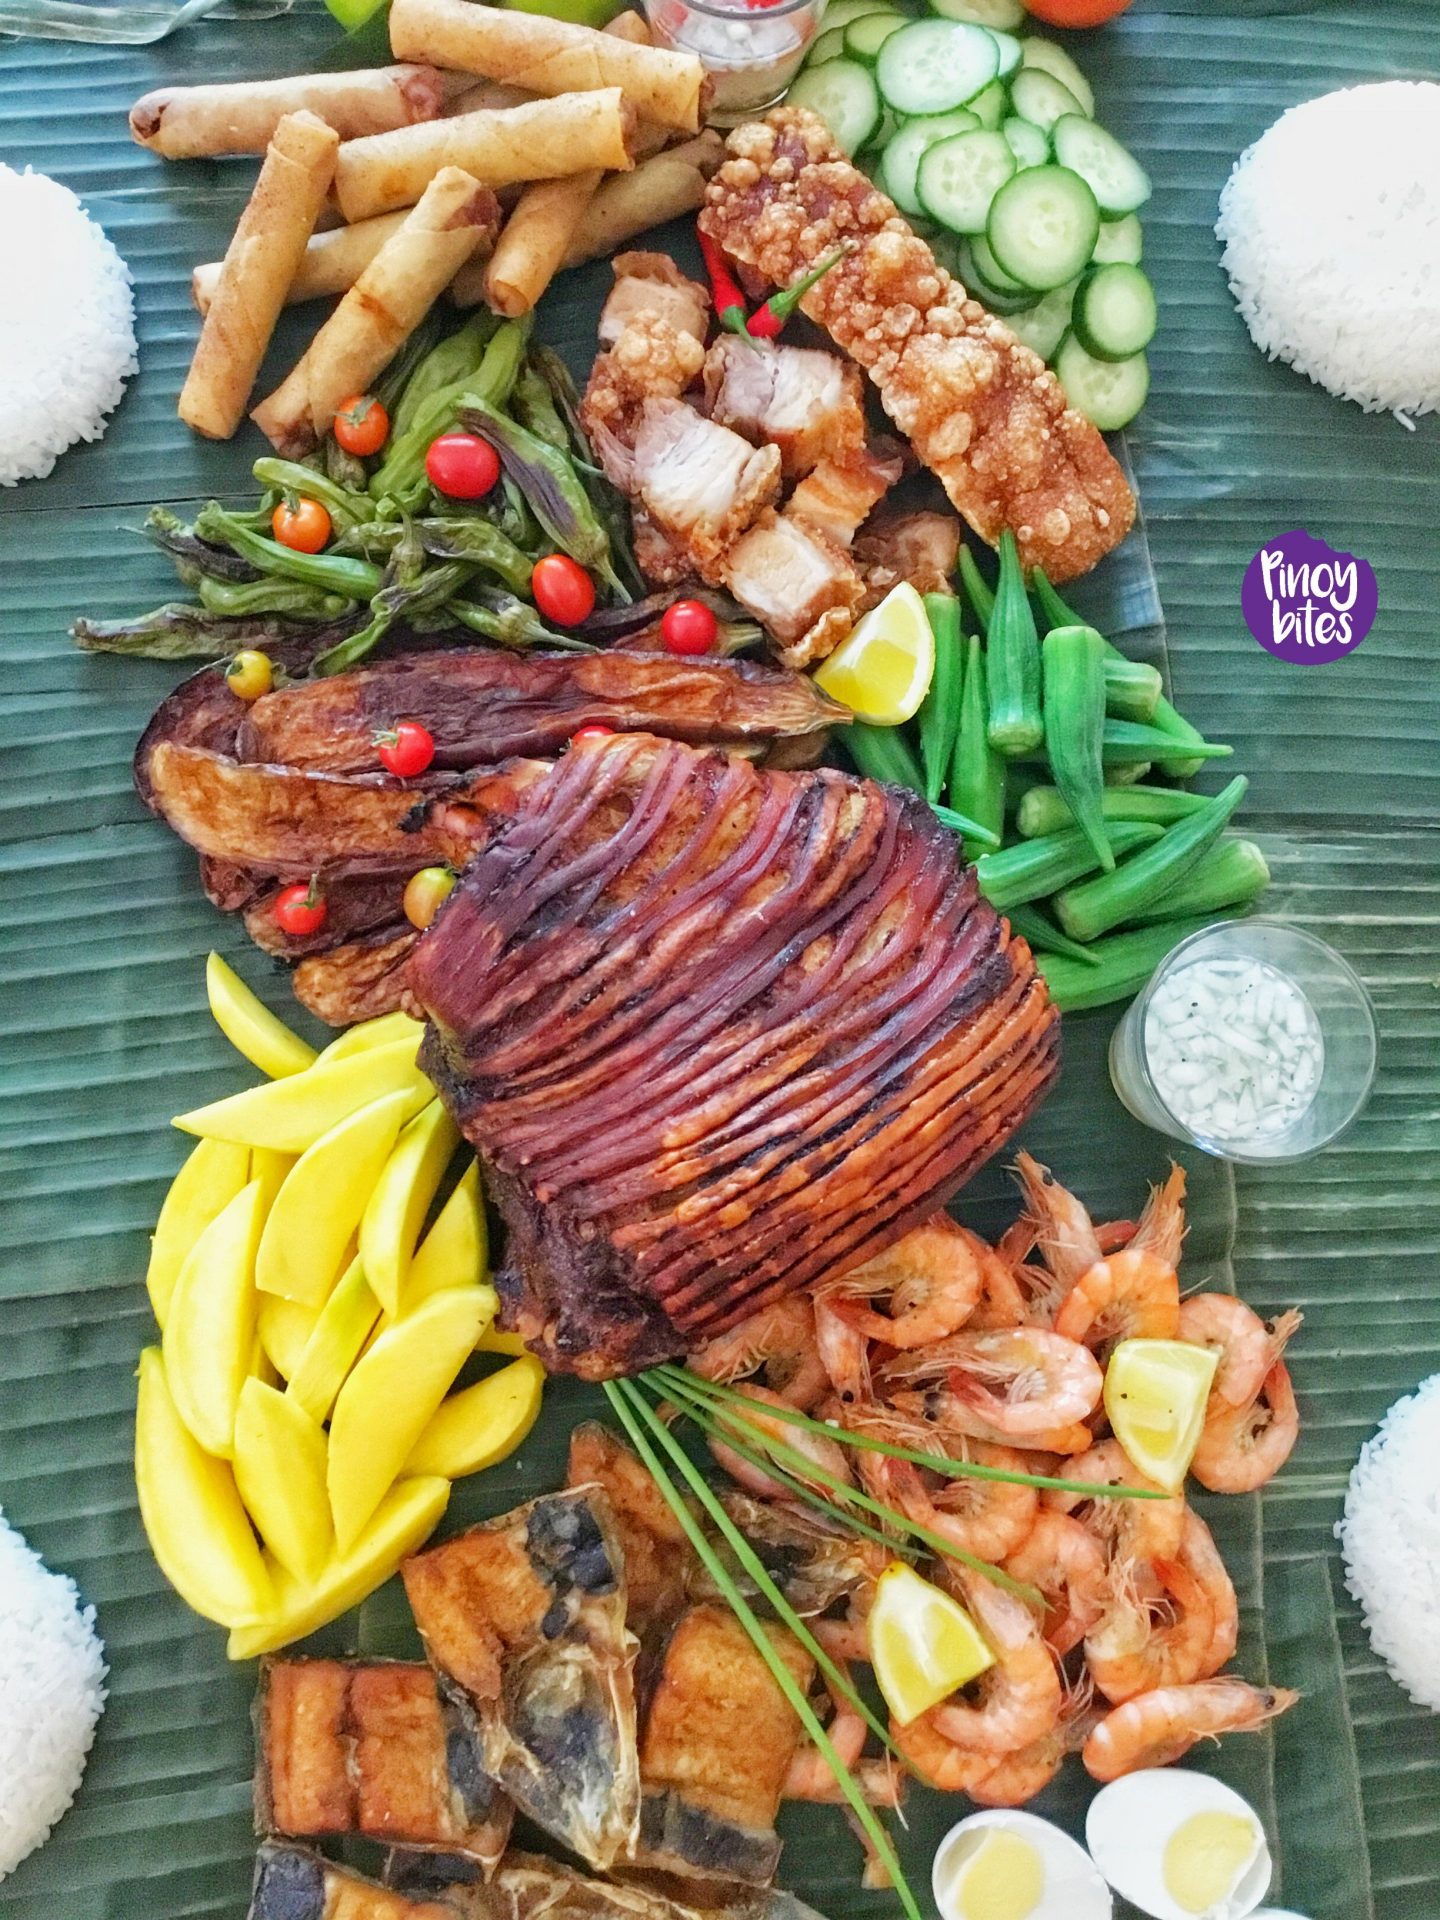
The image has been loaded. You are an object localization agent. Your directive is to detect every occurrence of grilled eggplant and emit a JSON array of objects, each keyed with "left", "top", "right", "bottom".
[{"left": 248, "top": 1842, "right": 475, "bottom": 1920}]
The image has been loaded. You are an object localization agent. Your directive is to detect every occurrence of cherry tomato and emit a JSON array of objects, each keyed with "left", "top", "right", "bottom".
[
  {"left": 425, "top": 431, "right": 500, "bottom": 500},
  {"left": 1022, "top": 0, "right": 1134, "bottom": 24},
  {"left": 271, "top": 496, "right": 332, "bottom": 553},
  {"left": 225, "top": 649, "right": 273, "bottom": 701},
  {"left": 273, "top": 878, "right": 327, "bottom": 937},
  {"left": 333, "top": 393, "right": 390, "bottom": 458},
  {"left": 660, "top": 597, "right": 719, "bottom": 656},
  {"left": 404, "top": 865, "right": 457, "bottom": 931},
  {"left": 532, "top": 553, "right": 596, "bottom": 628},
  {"left": 571, "top": 725, "right": 616, "bottom": 745},
  {"left": 375, "top": 719, "right": 436, "bottom": 778}
]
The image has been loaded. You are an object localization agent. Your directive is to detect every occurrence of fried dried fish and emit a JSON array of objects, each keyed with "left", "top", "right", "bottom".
[
  {"left": 566, "top": 1423, "right": 698, "bottom": 1641},
  {"left": 386, "top": 1849, "right": 834, "bottom": 1920},
  {"left": 249, "top": 1842, "right": 475, "bottom": 1920}
]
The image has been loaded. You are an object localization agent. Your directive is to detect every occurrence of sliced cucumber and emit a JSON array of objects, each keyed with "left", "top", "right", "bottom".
[
  {"left": 970, "top": 229, "right": 1027, "bottom": 292},
  {"left": 1004, "top": 278, "right": 1076, "bottom": 361},
  {"left": 1002, "top": 115, "right": 1050, "bottom": 170},
  {"left": 968, "top": 79, "right": 1007, "bottom": 129},
  {"left": 1054, "top": 331, "right": 1150, "bottom": 431},
  {"left": 918, "top": 128, "right": 1016, "bottom": 235},
  {"left": 867, "top": 105, "right": 901, "bottom": 151},
  {"left": 1072, "top": 262, "right": 1156, "bottom": 360},
  {"left": 880, "top": 109, "right": 979, "bottom": 216},
  {"left": 1092, "top": 212, "right": 1144, "bottom": 266},
  {"left": 876, "top": 18, "right": 999, "bottom": 115},
  {"left": 927, "top": 0, "right": 1024, "bottom": 25},
  {"left": 1018, "top": 35, "right": 1095, "bottom": 116},
  {"left": 1052, "top": 113, "right": 1151, "bottom": 216},
  {"left": 986, "top": 163, "right": 1099, "bottom": 291},
  {"left": 956, "top": 238, "right": 1038, "bottom": 314},
  {"left": 987, "top": 28, "right": 1022, "bottom": 78},
  {"left": 1008, "top": 67, "right": 1085, "bottom": 133},
  {"left": 844, "top": 11, "right": 907, "bottom": 61},
  {"left": 788, "top": 58, "right": 882, "bottom": 156},
  {"left": 819, "top": 0, "right": 905, "bottom": 32},
  {"left": 805, "top": 24, "right": 847, "bottom": 65}
]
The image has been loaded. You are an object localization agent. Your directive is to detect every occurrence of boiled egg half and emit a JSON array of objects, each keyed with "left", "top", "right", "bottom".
[
  {"left": 1086, "top": 1770, "right": 1272, "bottom": 1920},
  {"left": 933, "top": 1810, "right": 1112, "bottom": 1920}
]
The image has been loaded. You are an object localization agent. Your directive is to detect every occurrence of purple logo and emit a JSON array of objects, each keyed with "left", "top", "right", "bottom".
[{"left": 1241, "top": 528, "right": 1376, "bottom": 663}]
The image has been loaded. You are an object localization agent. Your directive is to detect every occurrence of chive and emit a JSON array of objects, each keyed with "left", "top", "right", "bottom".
[
  {"left": 948, "top": 636, "right": 1006, "bottom": 862},
  {"left": 985, "top": 531, "right": 1043, "bottom": 757},
  {"left": 976, "top": 819, "right": 1164, "bottom": 913},
  {"left": 1123, "top": 837, "right": 1270, "bottom": 927},
  {"left": 1035, "top": 914, "right": 1225, "bottom": 1011},
  {"left": 1054, "top": 776, "right": 1249, "bottom": 943},
  {"left": 1040, "top": 624, "right": 1111, "bottom": 871},
  {"left": 919, "top": 592, "right": 964, "bottom": 803},
  {"left": 1016, "top": 783, "right": 1212, "bottom": 840},
  {"left": 1003, "top": 901, "right": 1104, "bottom": 968}
]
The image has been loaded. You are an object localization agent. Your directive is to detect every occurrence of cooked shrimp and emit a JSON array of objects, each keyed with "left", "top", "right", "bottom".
[
  {"left": 962, "top": 1226, "right": 1030, "bottom": 1331},
  {"left": 1085, "top": 1511, "right": 1235, "bottom": 1703},
  {"left": 1002, "top": 1511, "right": 1108, "bottom": 1656},
  {"left": 852, "top": 1416, "right": 1040, "bottom": 1564},
  {"left": 893, "top": 1709, "right": 1066, "bottom": 1805},
  {"left": 707, "top": 1383, "right": 854, "bottom": 1499},
  {"left": 1190, "top": 1357, "right": 1299, "bottom": 1493},
  {"left": 1171, "top": 1509, "right": 1239, "bottom": 1676},
  {"left": 1177, "top": 1295, "right": 1302, "bottom": 1410},
  {"left": 1082, "top": 1680, "right": 1299, "bottom": 1782},
  {"left": 1013, "top": 1152, "right": 1104, "bottom": 1288},
  {"left": 1052, "top": 1248, "right": 1181, "bottom": 1349},
  {"left": 883, "top": 1327, "right": 1103, "bottom": 1436},
  {"left": 690, "top": 1293, "right": 829, "bottom": 1411},
  {"left": 889, "top": 1387, "right": 1097, "bottom": 1457},
  {"left": 783, "top": 1660, "right": 893, "bottom": 1802},
  {"left": 926, "top": 1569, "right": 1063, "bottom": 1756},
  {"left": 812, "top": 1285, "right": 873, "bottom": 1409},
  {"left": 826, "top": 1215, "right": 982, "bottom": 1348},
  {"left": 1040, "top": 1439, "right": 1187, "bottom": 1565}
]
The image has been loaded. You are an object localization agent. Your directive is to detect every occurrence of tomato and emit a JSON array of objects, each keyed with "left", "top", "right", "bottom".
[
  {"left": 271, "top": 496, "right": 332, "bottom": 553},
  {"left": 225, "top": 649, "right": 273, "bottom": 701},
  {"left": 273, "top": 879, "right": 327, "bottom": 937},
  {"left": 660, "top": 597, "right": 719, "bottom": 656},
  {"left": 333, "top": 393, "right": 390, "bottom": 457},
  {"left": 571, "top": 725, "right": 616, "bottom": 745},
  {"left": 1022, "top": 0, "right": 1134, "bottom": 24},
  {"left": 403, "top": 865, "right": 457, "bottom": 931},
  {"left": 425, "top": 431, "right": 500, "bottom": 500},
  {"left": 532, "top": 553, "right": 596, "bottom": 628},
  {"left": 375, "top": 720, "right": 436, "bottom": 778}
]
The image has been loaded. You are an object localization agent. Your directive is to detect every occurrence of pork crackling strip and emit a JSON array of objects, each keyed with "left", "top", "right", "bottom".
[
  {"left": 179, "top": 110, "right": 338, "bottom": 442},
  {"left": 130, "top": 66, "right": 448, "bottom": 159},
  {"left": 253, "top": 166, "right": 500, "bottom": 457}
]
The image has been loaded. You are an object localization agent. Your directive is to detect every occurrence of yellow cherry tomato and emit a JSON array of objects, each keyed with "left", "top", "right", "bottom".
[
  {"left": 404, "top": 866, "right": 457, "bottom": 931},
  {"left": 224, "top": 649, "right": 274, "bottom": 701}
]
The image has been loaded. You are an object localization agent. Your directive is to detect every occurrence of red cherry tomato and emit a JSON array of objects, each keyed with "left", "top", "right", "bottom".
[
  {"left": 425, "top": 431, "right": 500, "bottom": 500},
  {"left": 273, "top": 878, "right": 327, "bottom": 937},
  {"left": 660, "top": 597, "right": 719, "bottom": 656},
  {"left": 271, "top": 496, "right": 332, "bottom": 553},
  {"left": 571, "top": 725, "right": 616, "bottom": 745},
  {"left": 1022, "top": 0, "right": 1133, "bottom": 23},
  {"left": 375, "top": 719, "right": 436, "bottom": 778},
  {"left": 532, "top": 553, "right": 596, "bottom": 628},
  {"left": 333, "top": 393, "right": 390, "bottom": 458}
]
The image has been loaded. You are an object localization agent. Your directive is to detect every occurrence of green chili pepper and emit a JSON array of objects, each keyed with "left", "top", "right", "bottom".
[
  {"left": 71, "top": 606, "right": 292, "bottom": 659},
  {"left": 252, "top": 458, "right": 375, "bottom": 531},
  {"left": 513, "top": 363, "right": 570, "bottom": 451},
  {"left": 975, "top": 819, "right": 1164, "bottom": 912},
  {"left": 1053, "top": 776, "right": 1248, "bottom": 944},
  {"left": 957, "top": 545, "right": 995, "bottom": 628},
  {"left": 919, "top": 592, "right": 964, "bottom": 804},
  {"left": 1041, "top": 624, "right": 1111, "bottom": 872},
  {"left": 1035, "top": 915, "right": 1223, "bottom": 1012},
  {"left": 1015, "top": 783, "right": 1212, "bottom": 840},
  {"left": 985, "top": 530, "right": 1043, "bottom": 757},
  {"left": 417, "top": 518, "right": 534, "bottom": 596},
  {"left": 143, "top": 506, "right": 259, "bottom": 585},
  {"left": 948, "top": 636, "right": 1006, "bottom": 862},
  {"left": 195, "top": 504, "right": 383, "bottom": 599},
  {"left": 321, "top": 435, "right": 369, "bottom": 494},
  {"left": 1003, "top": 902, "right": 1102, "bottom": 967},
  {"left": 369, "top": 318, "right": 529, "bottom": 506},
  {"left": 372, "top": 306, "right": 451, "bottom": 415},
  {"left": 197, "top": 576, "right": 356, "bottom": 621},
  {"left": 389, "top": 310, "right": 498, "bottom": 442},
  {"left": 449, "top": 587, "right": 581, "bottom": 651},
  {"left": 1123, "top": 837, "right": 1270, "bottom": 927}
]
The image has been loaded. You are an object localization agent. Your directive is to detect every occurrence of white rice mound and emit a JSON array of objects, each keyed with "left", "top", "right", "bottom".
[
  {"left": 0, "top": 165, "right": 138, "bottom": 487},
  {"left": 1215, "top": 81, "right": 1440, "bottom": 421},
  {"left": 0, "top": 1512, "right": 107, "bottom": 1880},
  {"left": 1337, "top": 1372, "right": 1440, "bottom": 1712}
]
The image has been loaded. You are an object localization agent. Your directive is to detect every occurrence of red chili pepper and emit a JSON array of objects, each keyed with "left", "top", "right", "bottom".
[
  {"left": 746, "top": 243, "right": 853, "bottom": 339},
  {"left": 698, "top": 228, "right": 751, "bottom": 338}
]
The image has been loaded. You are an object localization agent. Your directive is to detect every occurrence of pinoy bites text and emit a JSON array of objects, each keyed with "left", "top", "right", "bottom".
[{"left": 1240, "top": 528, "right": 1377, "bottom": 663}]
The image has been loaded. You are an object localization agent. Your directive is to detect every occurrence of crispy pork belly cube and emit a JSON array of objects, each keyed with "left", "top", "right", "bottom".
[
  {"left": 581, "top": 316, "right": 707, "bottom": 490},
  {"left": 630, "top": 506, "right": 695, "bottom": 588},
  {"left": 599, "top": 250, "right": 710, "bottom": 348},
  {"left": 786, "top": 443, "right": 904, "bottom": 548},
  {"left": 854, "top": 508, "right": 962, "bottom": 606},
  {"left": 634, "top": 398, "right": 782, "bottom": 572},
  {"left": 720, "top": 508, "right": 864, "bottom": 661},
  {"left": 703, "top": 337, "right": 867, "bottom": 477}
]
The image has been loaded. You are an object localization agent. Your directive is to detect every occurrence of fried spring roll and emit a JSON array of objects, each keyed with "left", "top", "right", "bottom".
[
  {"left": 192, "top": 211, "right": 411, "bottom": 316},
  {"left": 178, "top": 110, "right": 338, "bottom": 442},
  {"left": 334, "top": 88, "right": 635, "bottom": 224},
  {"left": 390, "top": 0, "right": 706, "bottom": 133},
  {"left": 560, "top": 133, "right": 725, "bottom": 270},
  {"left": 480, "top": 171, "right": 603, "bottom": 317},
  {"left": 252, "top": 167, "right": 498, "bottom": 457},
  {"left": 130, "top": 66, "right": 447, "bottom": 159},
  {"left": 444, "top": 78, "right": 536, "bottom": 118}
]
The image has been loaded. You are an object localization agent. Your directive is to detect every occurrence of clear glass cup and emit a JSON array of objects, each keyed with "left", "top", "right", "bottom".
[
  {"left": 642, "top": 0, "right": 821, "bottom": 121},
  {"left": 1108, "top": 918, "right": 1377, "bottom": 1165},
  {"left": 0, "top": 0, "right": 290, "bottom": 44}
]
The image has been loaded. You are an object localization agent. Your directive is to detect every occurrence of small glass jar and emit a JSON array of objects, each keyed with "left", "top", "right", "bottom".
[{"left": 642, "top": 0, "right": 821, "bottom": 121}]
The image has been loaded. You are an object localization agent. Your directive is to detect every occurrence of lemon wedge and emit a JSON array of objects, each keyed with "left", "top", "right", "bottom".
[
  {"left": 813, "top": 583, "right": 935, "bottom": 725},
  {"left": 1105, "top": 1337, "right": 1219, "bottom": 1493},
  {"left": 867, "top": 1561, "right": 994, "bottom": 1726}
]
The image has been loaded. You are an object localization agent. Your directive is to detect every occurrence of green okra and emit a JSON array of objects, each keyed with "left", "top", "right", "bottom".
[
  {"left": 985, "top": 530, "right": 1043, "bottom": 756},
  {"left": 976, "top": 819, "right": 1164, "bottom": 912},
  {"left": 1124, "top": 836, "right": 1270, "bottom": 927},
  {"left": 958, "top": 545, "right": 995, "bottom": 628},
  {"left": 1035, "top": 915, "right": 1225, "bottom": 1012},
  {"left": 1016, "top": 782, "right": 1213, "bottom": 840},
  {"left": 842, "top": 720, "right": 925, "bottom": 793},
  {"left": 1041, "top": 623, "right": 1111, "bottom": 872},
  {"left": 1003, "top": 902, "right": 1103, "bottom": 967},
  {"left": 1053, "top": 775, "right": 1248, "bottom": 943},
  {"left": 919, "top": 592, "right": 964, "bottom": 804},
  {"left": 948, "top": 635, "right": 1006, "bottom": 862}
]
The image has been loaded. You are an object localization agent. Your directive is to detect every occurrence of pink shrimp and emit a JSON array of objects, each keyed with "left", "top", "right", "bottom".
[
  {"left": 1012, "top": 1152, "right": 1104, "bottom": 1287},
  {"left": 889, "top": 1387, "right": 1098, "bottom": 1457},
  {"left": 962, "top": 1226, "right": 1030, "bottom": 1331},
  {"left": 824, "top": 1215, "right": 982, "bottom": 1348},
  {"left": 706, "top": 1383, "right": 854, "bottom": 1499},
  {"left": 690, "top": 1293, "right": 830, "bottom": 1411},
  {"left": 893, "top": 1709, "right": 1067, "bottom": 1805},
  {"left": 1040, "top": 1439, "right": 1187, "bottom": 1565},
  {"left": 883, "top": 1327, "right": 1103, "bottom": 1437},
  {"left": 1084, "top": 1511, "right": 1236, "bottom": 1704},
  {"left": 853, "top": 1416, "right": 1040, "bottom": 1564},
  {"left": 1002, "top": 1510, "right": 1109, "bottom": 1656},
  {"left": 924, "top": 1569, "right": 1063, "bottom": 1756},
  {"left": 1053, "top": 1163, "right": 1187, "bottom": 1351},
  {"left": 784, "top": 1660, "right": 901, "bottom": 1806},
  {"left": 1190, "top": 1357, "right": 1300, "bottom": 1493},
  {"left": 1177, "top": 1295, "right": 1302, "bottom": 1409},
  {"left": 1083, "top": 1680, "right": 1299, "bottom": 1782},
  {"left": 812, "top": 1285, "right": 873, "bottom": 1411}
]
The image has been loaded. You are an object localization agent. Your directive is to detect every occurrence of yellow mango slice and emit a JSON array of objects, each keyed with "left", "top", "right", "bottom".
[
  {"left": 250, "top": 1336, "right": 280, "bottom": 1390},
  {"left": 249, "top": 1147, "right": 295, "bottom": 1212},
  {"left": 328, "top": 1288, "right": 488, "bottom": 1551},
  {"left": 258, "top": 1290, "right": 320, "bottom": 1381},
  {"left": 477, "top": 1326, "right": 529, "bottom": 1358},
  {"left": 163, "top": 1178, "right": 265, "bottom": 1458},
  {"left": 146, "top": 1136, "right": 250, "bottom": 1328},
  {"left": 359, "top": 1099, "right": 462, "bottom": 1315},
  {"left": 172, "top": 1037, "right": 429, "bottom": 1154},
  {"left": 226, "top": 1475, "right": 449, "bottom": 1661},
  {"left": 317, "top": 1009, "right": 424, "bottom": 1064},
  {"left": 406, "top": 1354, "right": 545, "bottom": 1478},
  {"left": 255, "top": 1090, "right": 414, "bottom": 1305},
  {"left": 233, "top": 1377, "right": 331, "bottom": 1584},
  {"left": 135, "top": 1347, "right": 271, "bottom": 1627},
  {"left": 206, "top": 951, "right": 316, "bottom": 1079},
  {"left": 287, "top": 1257, "right": 382, "bottom": 1426},
  {"left": 405, "top": 1161, "right": 489, "bottom": 1310}
]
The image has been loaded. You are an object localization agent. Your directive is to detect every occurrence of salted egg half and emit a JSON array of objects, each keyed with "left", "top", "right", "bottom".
[
  {"left": 933, "top": 1809, "right": 1112, "bottom": 1920},
  {"left": 1086, "top": 1770, "right": 1272, "bottom": 1920}
]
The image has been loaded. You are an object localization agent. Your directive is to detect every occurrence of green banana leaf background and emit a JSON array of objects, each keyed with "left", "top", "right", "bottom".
[{"left": 1, "top": 2, "right": 1436, "bottom": 1916}]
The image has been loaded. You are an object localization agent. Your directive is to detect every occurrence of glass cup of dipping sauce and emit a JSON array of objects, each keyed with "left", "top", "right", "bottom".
[
  {"left": 642, "top": 0, "right": 821, "bottom": 120},
  {"left": 1108, "top": 919, "right": 1377, "bottom": 1165}
]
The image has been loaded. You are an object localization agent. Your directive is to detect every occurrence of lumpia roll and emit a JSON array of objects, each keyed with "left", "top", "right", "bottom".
[
  {"left": 130, "top": 67, "right": 447, "bottom": 159},
  {"left": 252, "top": 168, "right": 499, "bottom": 458},
  {"left": 478, "top": 170, "right": 602, "bottom": 316},
  {"left": 334, "top": 88, "right": 635, "bottom": 223},
  {"left": 561, "top": 133, "right": 724, "bottom": 269},
  {"left": 445, "top": 78, "right": 536, "bottom": 117},
  {"left": 178, "top": 110, "right": 339, "bottom": 442},
  {"left": 192, "top": 211, "right": 411, "bottom": 316},
  {"left": 390, "top": 0, "right": 707, "bottom": 133},
  {"left": 603, "top": 9, "right": 654, "bottom": 45}
]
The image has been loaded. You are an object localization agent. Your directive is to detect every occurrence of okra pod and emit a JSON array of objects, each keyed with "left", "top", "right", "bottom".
[
  {"left": 1100, "top": 720, "right": 1231, "bottom": 767},
  {"left": 195, "top": 504, "right": 383, "bottom": 600},
  {"left": 1102, "top": 655, "right": 1162, "bottom": 723},
  {"left": 931, "top": 803, "right": 1001, "bottom": 851},
  {"left": 949, "top": 635, "right": 1007, "bottom": 862},
  {"left": 843, "top": 721, "right": 925, "bottom": 794},
  {"left": 958, "top": 545, "right": 995, "bottom": 629},
  {"left": 919, "top": 593, "right": 964, "bottom": 803},
  {"left": 1125, "top": 837, "right": 1270, "bottom": 927},
  {"left": 1053, "top": 775, "right": 1248, "bottom": 944},
  {"left": 1036, "top": 915, "right": 1225, "bottom": 1012},
  {"left": 985, "top": 531, "right": 1043, "bottom": 756},
  {"left": 1106, "top": 759, "right": 1153, "bottom": 785},
  {"left": 976, "top": 819, "right": 1164, "bottom": 912},
  {"left": 1016, "top": 783, "right": 1212, "bottom": 840},
  {"left": 1041, "top": 624, "right": 1111, "bottom": 872},
  {"left": 1003, "top": 901, "right": 1103, "bottom": 967}
]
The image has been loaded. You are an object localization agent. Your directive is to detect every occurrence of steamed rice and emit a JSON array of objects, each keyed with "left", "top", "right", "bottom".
[
  {"left": 0, "top": 165, "right": 138, "bottom": 486},
  {"left": 1337, "top": 1371, "right": 1440, "bottom": 1712},
  {"left": 1216, "top": 81, "right": 1440, "bottom": 421},
  {"left": 0, "top": 1511, "right": 107, "bottom": 1879}
]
